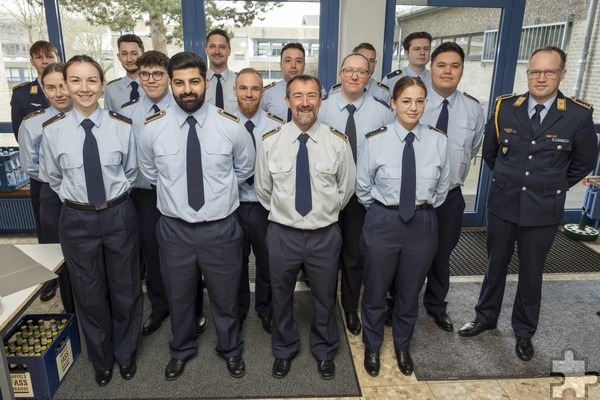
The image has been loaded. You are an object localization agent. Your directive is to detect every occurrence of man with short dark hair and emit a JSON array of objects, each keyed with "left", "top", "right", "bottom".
[
  {"left": 319, "top": 52, "right": 393, "bottom": 336},
  {"left": 205, "top": 29, "right": 238, "bottom": 112},
  {"left": 139, "top": 51, "right": 253, "bottom": 380},
  {"left": 255, "top": 74, "right": 355, "bottom": 380},
  {"left": 383, "top": 31, "right": 433, "bottom": 91},
  {"left": 459, "top": 46, "right": 598, "bottom": 362},
  {"left": 233, "top": 67, "right": 284, "bottom": 334},
  {"left": 104, "top": 34, "right": 145, "bottom": 111}
]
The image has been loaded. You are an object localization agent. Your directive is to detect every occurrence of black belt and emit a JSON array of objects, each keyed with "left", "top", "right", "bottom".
[
  {"left": 66, "top": 193, "right": 128, "bottom": 211},
  {"left": 374, "top": 200, "right": 432, "bottom": 211}
]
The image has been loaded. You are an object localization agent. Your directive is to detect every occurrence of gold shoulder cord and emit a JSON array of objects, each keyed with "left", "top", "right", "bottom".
[{"left": 494, "top": 98, "right": 503, "bottom": 143}]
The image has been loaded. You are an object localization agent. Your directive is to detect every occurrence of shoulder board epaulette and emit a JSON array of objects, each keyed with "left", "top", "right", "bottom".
[
  {"left": 372, "top": 96, "right": 391, "bottom": 109},
  {"left": 428, "top": 124, "right": 448, "bottom": 137},
  {"left": 12, "top": 82, "right": 29, "bottom": 90},
  {"left": 107, "top": 77, "right": 123, "bottom": 85},
  {"left": 266, "top": 112, "right": 284, "bottom": 124},
  {"left": 322, "top": 93, "right": 329, "bottom": 101},
  {"left": 386, "top": 69, "right": 402, "bottom": 80},
  {"left": 262, "top": 126, "right": 282, "bottom": 140},
  {"left": 218, "top": 108, "right": 240, "bottom": 123},
  {"left": 570, "top": 96, "right": 593, "bottom": 110},
  {"left": 144, "top": 110, "right": 166, "bottom": 125},
  {"left": 109, "top": 111, "right": 132, "bottom": 124},
  {"left": 329, "top": 126, "right": 348, "bottom": 141},
  {"left": 376, "top": 82, "right": 390, "bottom": 92},
  {"left": 23, "top": 109, "right": 46, "bottom": 121},
  {"left": 513, "top": 95, "right": 526, "bottom": 107},
  {"left": 495, "top": 93, "right": 517, "bottom": 101},
  {"left": 330, "top": 83, "right": 341, "bottom": 91},
  {"left": 264, "top": 82, "right": 276, "bottom": 90},
  {"left": 463, "top": 92, "right": 480, "bottom": 104},
  {"left": 120, "top": 97, "right": 140, "bottom": 109},
  {"left": 366, "top": 126, "right": 387, "bottom": 139},
  {"left": 42, "top": 112, "right": 65, "bottom": 128}
]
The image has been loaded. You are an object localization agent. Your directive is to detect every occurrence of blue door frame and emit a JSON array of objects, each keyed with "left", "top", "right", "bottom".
[{"left": 383, "top": 0, "right": 529, "bottom": 227}]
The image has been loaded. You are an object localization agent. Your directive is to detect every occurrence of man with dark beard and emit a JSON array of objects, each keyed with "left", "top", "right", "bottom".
[
  {"left": 255, "top": 75, "right": 355, "bottom": 380},
  {"left": 139, "top": 52, "right": 254, "bottom": 380},
  {"left": 233, "top": 68, "right": 284, "bottom": 334},
  {"left": 104, "top": 34, "right": 145, "bottom": 111}
]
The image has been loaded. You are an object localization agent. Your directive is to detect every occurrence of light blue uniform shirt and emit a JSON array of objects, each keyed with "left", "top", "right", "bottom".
[
  {"left": 122, "top": 94, "right": 173, "bottom": 189},
  {"left": 421, "top": 89, "right": 484, "bottom": 190},
  {"left": 104, "top": 75, "right": 145, "bottom": 112},
  {"left": 235, "top": 109, "right": 284, "bottom": 203},
  {"left": 139, "top": 102, "right": 254, "bottom": 223},
  {"left": 318, "top": 91, "right": 394, "bottom": 159},
  {"left": 356, "top": 120, "right": 450, "bottom": 209},
  {"left": 19, "top": 106, "right": 60, "bottom": 181},
  {"left": 39, "top": 107, "right": 138, "bottom": 202},
  {"left": 260, "top": 80, "right": 288, "bottom": 121},
  {"left": 527, "top": 95, "right": 556, "bottom": 123},
  {"left": 206, "top": 68, "right": 238, "bottom": 113}
]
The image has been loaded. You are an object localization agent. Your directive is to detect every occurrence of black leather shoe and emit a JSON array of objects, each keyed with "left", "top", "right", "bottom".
[
  {"left": 95, "top": 369, "right": 113, "bottom": 386},
  {"left": 40, "top": 282, "right": 57, "bottom": 302},
  {"left": 272, "top": 358, "right": 292, "bottom": 379},
  {"left": 225, "top": 356, "right": 246, "bottom": 378},
  {"left": 196, "top": 314, "right": 208, "bottom": 334},
  {"left": 458, "top": 320, "right": 496, "bottom": 337},
  {"left": 428, "top": 311, "right": 454, "bottom": 332},
  {"left": 142, "top": 315, "right": 168, "bottom": 336},
  {"left": 317, "top": 359, "right": 335, "bottom": 380},
  {"left": 260, "top": 315, "right": 272, "bottom": 334},
  {"left": 395, "top": 349, "right": 413, "bottom": 376},
  {"left": 119, "top": 362, "right": 137, "bottom": 380},
  {"left": 344, "top": 312, "right": 362, "bottom": 335},
  {"left": 364, "top": 349, "right": 380, "bottom": 377},
  {"left": 515, "top": 337, "right": 534, "bottom": 361},
  {"left": 165, "top": 358, "right": 187, "bottom": 381},
  {"left": 384, "top": 308, "right": 393, "bottom": 327}
]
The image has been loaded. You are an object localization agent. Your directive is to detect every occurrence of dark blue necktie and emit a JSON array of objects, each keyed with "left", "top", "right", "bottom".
[
  {"left": 295, "top": 133, "right": 311, "bottom": 216},
  {"left": 81, "top": 119, "right": 106, "bottom": 207},
  {"left": 245, "top": 120, "right": 255, "bottom": 186},
  {"left": 531, "top": 103, "right": 545, "bottom": 132},
  {"left": 287, "top": 108, "right": 292, "bottom": 123},
  {"left": 399, "top": 132, "right": 416, "bottom": 222},
  {"left": 345, "top": 104, "right": 357, "bottom": 161},
  {"left": 436, "top": 99, "right": 449, "bottom": 134},
  {"left": 151, "top": 104, "right": 160, "bottom": 113},
  {"left": 214, "top": 74, "right": 224, "bottom": 109},
  {"left": 186, "top": 115, "right": 204, "bottom": 211},
  {"left": 130, "top": 81, "right": 140, "bottom": 101}
]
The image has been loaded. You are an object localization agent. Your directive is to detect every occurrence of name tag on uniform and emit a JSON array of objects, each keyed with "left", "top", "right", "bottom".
[{"left": 552, "top": 138, "right": 570, "bottom": 143}]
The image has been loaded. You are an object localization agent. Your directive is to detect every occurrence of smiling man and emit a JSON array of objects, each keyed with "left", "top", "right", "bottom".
[
  {"left": 255, "top": 75, "right": 355, "bottom": 380},
  {"left": 205, "top": 29, "right": 238, "bottom": 112},
  {"left": 318, "top": 53, "right": 393, "bottom": 337},
  {"left": 104, "top": 34, "right": 145, "bottom": 111},
  {"left": 459, "top": 46, "right": 598, "bottom": 362},
  {"left": 139, "top": 52, "right": 253, "bottom": 380}
]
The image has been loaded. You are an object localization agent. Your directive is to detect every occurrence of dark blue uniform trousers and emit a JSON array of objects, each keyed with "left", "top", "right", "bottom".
[
  {"left": 32, "top": 179, "right": 59, "bottom": 296},
  {"left": 475, "top": 212, "right": 557, "bottom": 338},
  {"left": 267, "top": 223, "right": 341, "bottom": 360},
  {"left": 361, "top": 203, "right": 437, "bottom": 352},
  {"left": 157, "top": 214, "right": 243, "bottom": 360},
  {"left": 39, "top": 183, "right": 75, "bottom": 313},
  {"left": 130, "top": 188, "right": 169, "bottom": 319},
  {"left": 59, "top": 198, "right": 143, "bottom": 371},
  {"left": 236, "top": 202, "right": 271, "bottom": 319},
  {"left": 338, "top": 194, "right": 367, "bottom": 315},
  {"left": 423, "top": 187, "right": 465, "bottom": 314}
]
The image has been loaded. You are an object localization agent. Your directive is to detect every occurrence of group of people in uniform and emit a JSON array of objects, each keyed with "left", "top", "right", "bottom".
[{"left": 10, "top": 26, "right": 598, "bottom": 387}]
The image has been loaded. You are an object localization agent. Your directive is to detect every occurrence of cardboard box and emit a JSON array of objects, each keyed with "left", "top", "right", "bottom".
[
  {"left": 0, "top": 147, "right": 29, "bottom": 192},
  {"left": 2, "top": 314, "right": 80, "bottom": 399}
]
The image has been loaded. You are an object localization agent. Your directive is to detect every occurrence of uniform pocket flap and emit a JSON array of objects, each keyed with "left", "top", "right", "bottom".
[
  {"left": 491, "top": 172, "right": 506, "bottom": 189},
  {"left": 205, "top": 141, "right": 233, "bottom": 155},
  {"left": 543, "top": 183, "right": 569, "bottom": 197},
  {"left": 315, "top": 161, "right": 337, "bottom": 174},
  {"left": 155, "top": 142, "right": 180, "bottom": 156},
  {"left": 268, "top": 160, "right": 293, "bottom": 173},
  {"left": 59, "top": 155, "right": 83, "bottom": 169}
]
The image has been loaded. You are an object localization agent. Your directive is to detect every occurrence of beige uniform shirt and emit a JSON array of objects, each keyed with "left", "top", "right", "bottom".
[{"left": 255, "top": 120, "right": 356, "bottom": 230}]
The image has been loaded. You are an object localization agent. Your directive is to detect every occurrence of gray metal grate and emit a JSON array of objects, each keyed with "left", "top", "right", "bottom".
[{"left": 450, "top": 230, "right": 600, "bottom": 276}]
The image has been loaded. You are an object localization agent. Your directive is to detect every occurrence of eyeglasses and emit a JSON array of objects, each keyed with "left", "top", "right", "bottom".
[
  {"left": 398, "top": 98, "right": 427, "bottom": 108},
  {"left": 139, "top": 71, "right": 166, "bottom": 81},
  {"left": 341, "top": 68, "right": 370, "bottom": 78},
  {"left": 526, "top": 69, "right": 562, "bottom": 79}
]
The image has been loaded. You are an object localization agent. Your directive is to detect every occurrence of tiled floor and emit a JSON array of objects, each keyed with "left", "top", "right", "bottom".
[{"left": 3, "top": 233, "right": 600, "bottom": 400}]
